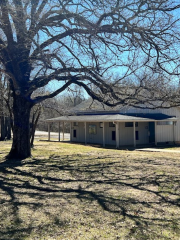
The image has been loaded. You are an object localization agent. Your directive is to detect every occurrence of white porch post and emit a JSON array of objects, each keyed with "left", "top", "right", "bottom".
[
  {"left": 155, "top": 121, "right": 157, "bottom": 146},
  {"left": 63, "top": 121, "right": 65, "bottom": 141},
  {"left": 84, "top": 122, "right": 87, "bottom": 145},
  {"left": 58, "top": 122, "right": 61, "bottom": 142},
  {"left": 70, "top": 122, "right": 72, "bottom": 142},
  {"left": 48, "top": 123, "right": 50, "bottom": 141},
  {"left": 133, "top": 122, "right": 136, "bottom": 148},
  {"left": 116, "top": 122, "right": 120, "bottom": 148},
  {"left": 103, "top": 122, "right": 105, "bottom": 147},
  {"left": 173, "top": 121, "right": 176, "bottom": 144}
]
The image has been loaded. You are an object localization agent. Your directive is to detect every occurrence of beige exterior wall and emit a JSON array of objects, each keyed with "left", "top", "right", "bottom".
[
  {"left": 71, "top": 122, "right": 85, "bottom": 143},
  {"left": 87, "top": 122, "right": 103, "bottom": 144},
  {"left": 71, "top": 122, "right": 103, "bottom": 144},
  {"left": 69, "top": 107, "right": 180, "bottom": 146},
  {"left": 120, "top": 106, "right": 180, "bottom": 142},
  {"left": 156, "top": 124, "right": 174, "bottom": 143},
  {"left": 118, "top": 122, "right": 149, "bottom": 146},
  {"left": 135, "top": 122, "right": 149, "bottom": 145},
  {"left": 71, "top": 121, "right": 149, "bottom": 146},
  {"left": 119, "top": 122, "right": 133, "bottom": 146},
  {"left": 104, "top": 122, "right": 116, "bottom": 145}
]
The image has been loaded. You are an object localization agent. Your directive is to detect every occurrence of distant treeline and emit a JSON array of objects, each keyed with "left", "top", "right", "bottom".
[{"left": 0, "top": 116, "right": 11, "bottom": 141}]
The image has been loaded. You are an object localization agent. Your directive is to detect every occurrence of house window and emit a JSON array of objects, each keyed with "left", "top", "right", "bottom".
[
  {"left": 112, "top": 131, "right": 116, "bottom": 141},
  {"left": 89, "top": 124, "right": 97, "bottom": 134},
  {"left": 157, "top": 121, "right": 173, "bottom": 125},
  {"left": 109, "top": 122, "right": 115, "bottom": 127},
  {"left": 125, "top": 122, "right": 133, "bottom": 127},
  {"left": 125, "top": 122, "right": 138, "bottom": 127},
  {"left": 73, "top": 129, "right": 77, "bottom": 138},
  {"left": 136, "top": 131, "right": 139, "bottom": 140},
  {"left": 73, "top": 122, "right": 78, "bottom": 126}
]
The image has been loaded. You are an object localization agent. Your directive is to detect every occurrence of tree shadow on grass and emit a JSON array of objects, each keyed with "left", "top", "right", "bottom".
[{"left": 0, "top": 153, "right": 180, "bottom": 239}]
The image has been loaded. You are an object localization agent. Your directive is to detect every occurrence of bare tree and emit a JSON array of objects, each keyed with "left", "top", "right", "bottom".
[
  {"left": 30, "top": 104, "right": 42, "bottom": 147},
  {"left": 0, "top": 0, "right": 180, "bottom": 158},
  {"left": 0, "top": 74, "right": 3, "bottom": 116},
  {"left": 36, "top": 87, "right": 85, "bottom": 133},
  {"left": 0, "top": 74, "right": 12, "bottom": 140}
]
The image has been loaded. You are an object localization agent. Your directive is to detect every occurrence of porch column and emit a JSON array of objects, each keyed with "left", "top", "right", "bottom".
[
  {"left": 116, "top": 122, "right": 120, "bottom": 148},
  {"left": 48, "top": 123, "right": 50, "bottom": 141},
  {"left": 154, "top": 121, "right": 157, "bottom": 146},
  {"left": 133, "top": 122, "right": 136, "bottom": 148},
  {"left": 70, "top": 122, "right": 72, "bottom": 142},
  {"left": 103, "top": 122, "right": 105, "bottom": 147},
  {"left": 84, "top": 122, "right": 87, "bottom": 145},
  {"left": 173, "top": 121, "right": 176, "bottom": 143},
  {"left": 58, "top": 122, "right": 61, "bottom": 142},
  {"left": 63, "top": 121, "right": 65, "bottom": 141}
]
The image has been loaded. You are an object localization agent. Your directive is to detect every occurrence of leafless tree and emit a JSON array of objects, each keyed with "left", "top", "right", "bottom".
[
  {"left": 30, "top": 104, "right": 42, "bottom": 147},
  {"left": 0, "top": 74, "right": 12, "bottom": 140},
  {"left": 0, "top": 0, "right": 180, "bottom": 158}
]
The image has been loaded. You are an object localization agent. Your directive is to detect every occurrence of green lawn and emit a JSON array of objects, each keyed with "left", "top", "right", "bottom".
[{"left": 0, "top": 140, "right": 180, "bottom": 240}]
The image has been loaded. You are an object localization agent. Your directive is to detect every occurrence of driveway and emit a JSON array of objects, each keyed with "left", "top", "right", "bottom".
[
  {"left": 35, "top": 131, "right": 70, "bottom": 140},
  {"left": 136, "top": 147, "right": 180, "bottom": 153}
]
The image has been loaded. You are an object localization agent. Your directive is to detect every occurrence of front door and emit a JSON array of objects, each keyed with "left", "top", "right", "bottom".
[{"left": 149, "top": 122, "right": 155, "bottom": 143}]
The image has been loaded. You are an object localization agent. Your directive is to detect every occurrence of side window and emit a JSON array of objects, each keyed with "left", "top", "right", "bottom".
[
  {"left": 157, "top": 121, "right": 173, "bottom": 125},
  {"left": 73, "top": 129, "right": 77, "bottom": 138},
  {"left": 89, "top": 124, "right": 97, "bottom": 134},
  {"left": 125, "top": 122, "right": 138, "bottom": 127},
  {"left": 125, "top": 122, "right": 133, "bottom": 127},
  {"left": 109, "top": 122, "right": 115, "bottom": 127},
  {"left": 112, "top": 131, "right": 116, "bottom": 141}
]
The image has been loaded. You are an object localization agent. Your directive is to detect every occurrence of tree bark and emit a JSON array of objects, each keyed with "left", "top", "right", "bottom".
[
  {"left": 8, "top": 95, "right": 32, "bottom": 159},
  {"left": 1, "top": 116, "right": 5, "bottom": 140}
]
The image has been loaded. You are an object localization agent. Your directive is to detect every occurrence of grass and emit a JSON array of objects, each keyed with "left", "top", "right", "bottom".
[{"left": 0, "top": 140, "right": 180, "bottom": 240}]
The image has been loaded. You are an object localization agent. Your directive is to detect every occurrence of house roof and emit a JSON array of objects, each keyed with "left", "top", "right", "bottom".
[{"left": 46, "top": 113, "right": 177, "bottom": 123}]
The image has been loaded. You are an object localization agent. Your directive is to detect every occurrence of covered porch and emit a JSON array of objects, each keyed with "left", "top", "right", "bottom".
[{"left": 46, "top": 113, "right": 177, "bottom": 148}]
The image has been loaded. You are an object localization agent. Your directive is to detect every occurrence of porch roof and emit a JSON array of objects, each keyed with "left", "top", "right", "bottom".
[{"left": 46, "top": 113, "right": 177, "bottom": 123}]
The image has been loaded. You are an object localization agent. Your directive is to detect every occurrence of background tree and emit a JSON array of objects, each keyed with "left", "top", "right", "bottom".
[
  {"left": 0, "top": 0, "right": 180, "bottom": 158},
  {"left": 36, "top": 86, "right": 85, "bottom": 134},
  {"left": 0, "top": 74, "right": 12, "bottom": 140},
  {"left": 30, "top": 104, "right": 42, "bottom": 147}
]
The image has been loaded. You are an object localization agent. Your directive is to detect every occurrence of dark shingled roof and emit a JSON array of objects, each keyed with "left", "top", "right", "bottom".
[
  {"left": 77, "top": 112, "right": 175, "bottom": 120},
  {"left": 46, "top": 113, "right": 177, "bottom": 123},
  {"left": 46, "top": 98, "right": 178, "bottom": 123}
]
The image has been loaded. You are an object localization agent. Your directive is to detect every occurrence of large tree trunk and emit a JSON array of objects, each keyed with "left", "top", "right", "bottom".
[{"left": 8, "top": 95, "right": 32, "bottom": 159}]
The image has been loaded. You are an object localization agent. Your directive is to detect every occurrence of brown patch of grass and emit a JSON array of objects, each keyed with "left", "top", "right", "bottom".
[{"left": 0, "top": 140, "right": 180, "bottom": 239}]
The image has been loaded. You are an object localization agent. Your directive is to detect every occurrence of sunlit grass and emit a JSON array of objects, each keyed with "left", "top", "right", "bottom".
[{"left": 0, "top": 140, "right": 180, "bottom": 239}]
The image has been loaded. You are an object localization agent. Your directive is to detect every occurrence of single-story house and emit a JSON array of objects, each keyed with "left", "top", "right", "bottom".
[{"left": 45, "top": 101, "right": 180, "bottom": 148}]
